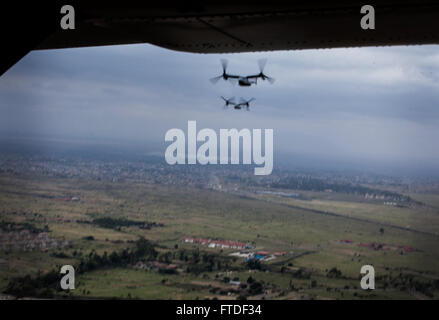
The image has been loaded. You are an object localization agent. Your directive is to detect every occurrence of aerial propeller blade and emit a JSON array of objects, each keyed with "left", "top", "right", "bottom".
[
  {"left": 266, "top": 76, "right": 275, "bottom": 84},
  {"left": 257, "top": 58, "right": 275, "bottom": 84},
  {"left": 258, "top": 58, "right": 267, "bottom": 73},
  {"left": 220, "top": 59, "right": 228, "bottom": 73},
  {"left": 221, "top": 96, "right": 235, "bottom": 108},
  {"left": 210, "top": 75, "right": 223, "bottom": 84},
  {"left": 210, "top": 59, "right": 229, "bottom": 84}
]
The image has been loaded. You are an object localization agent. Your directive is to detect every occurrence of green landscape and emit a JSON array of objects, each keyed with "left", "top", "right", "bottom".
[{"left": 1, "top": 163, "right": 438, "bottom": 300}]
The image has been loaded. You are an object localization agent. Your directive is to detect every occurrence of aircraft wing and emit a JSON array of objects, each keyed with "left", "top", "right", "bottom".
[{"left": 2, "top": 1, "right": 439, "bottom": 75}]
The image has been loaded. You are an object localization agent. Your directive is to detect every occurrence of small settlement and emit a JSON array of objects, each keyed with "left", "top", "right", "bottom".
[{"left": 181, "top": 236, "right": 289, "bottom": 262}]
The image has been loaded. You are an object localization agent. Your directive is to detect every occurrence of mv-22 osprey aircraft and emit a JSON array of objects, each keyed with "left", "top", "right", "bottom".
[
  {"left": 221, "top": 97, "right": 255, "bottom": 110},
  {"left": 210, "top": 59, "right": 275, "bottom": 87}
]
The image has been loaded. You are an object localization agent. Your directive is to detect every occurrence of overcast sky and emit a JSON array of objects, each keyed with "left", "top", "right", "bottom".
[{"left": 0, "top": 44, "right": 438, "bottom": 174}]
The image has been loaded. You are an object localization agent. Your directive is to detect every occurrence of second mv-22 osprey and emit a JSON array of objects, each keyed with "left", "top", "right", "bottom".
[
  {"left": 210, "top": 58, "right": 275, "bottom": 87},
  {"left": 221, "top": 97, "right": 255, "bottom": 110}
]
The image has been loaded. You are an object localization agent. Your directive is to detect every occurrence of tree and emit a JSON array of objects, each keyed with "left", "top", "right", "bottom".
[
  {"left": 246, "top": 259, "right": 261, "bottom": 270},
  {"left": 326, "top": 267, "right": 342, "bottom": 278},
  {"left": 249, "top": 281, "right": 263, "bottom": 295}
]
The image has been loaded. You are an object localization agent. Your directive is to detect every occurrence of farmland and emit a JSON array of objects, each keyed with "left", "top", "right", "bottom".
[
  {"left": 1, "top": 156, "right": 439, "bottom": 300},
  {"left": 0, "top": 170, "right": 439, "bottom": 299}
]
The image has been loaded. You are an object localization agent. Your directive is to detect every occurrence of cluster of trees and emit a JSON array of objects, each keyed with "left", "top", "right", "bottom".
[
  {"left": 246, "top": 259, "right": 262, "bottom": 270},
  {"left": 4, "top": 237, "right": 157, "bottom": 298},
  {"left": 246, "top": 276, "right": 264, "bottom": 295},
  {"left": 4, "top": 270, "right": 61, "bottom": 298},
  {"left": 148, "top": 247, "right": 239, "bottom": 275},
  {"left": 326, "top": 267, "right": 343, "bottom": 278},
  {"left": 291, "top": 268, "right": 312, "bottom": 279},
  {"left": 174, "top": 248, "right": 234, "bottom": 275},
  {"left": 50, "top": 251, "right": 70, "bottom": 258},
  {"left": 0, "top": 220, "right": 49, "bottom": 233},
  {"left": 77, "top": 217, "right": 163, "bottom": 231},
  {"left": 377, "top": 273, "right": 439, "bottom": 298},
  {"left": 76, "top": 237, "right": 157, "bottom": 273},
  {"left": 270, "top": 177, "right": 412, "bottom": 202}
]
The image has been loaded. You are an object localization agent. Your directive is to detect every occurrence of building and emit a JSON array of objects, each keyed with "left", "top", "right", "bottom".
[{"left": 181, "top": 237, "right": 246, "bottom": 250}]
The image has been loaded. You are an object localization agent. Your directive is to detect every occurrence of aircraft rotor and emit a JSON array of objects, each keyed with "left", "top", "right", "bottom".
[{"left": 257, "top": 58, "right": 275, "bottom": 84}]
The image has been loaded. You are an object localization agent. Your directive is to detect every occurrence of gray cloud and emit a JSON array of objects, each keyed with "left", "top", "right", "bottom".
[{"left": 0, "top": 44, "right": 438, "bottom": 172}]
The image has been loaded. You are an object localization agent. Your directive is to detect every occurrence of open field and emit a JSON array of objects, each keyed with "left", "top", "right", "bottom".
[{"left": 1, "top": 173, "right": 439, "bottom": 299}]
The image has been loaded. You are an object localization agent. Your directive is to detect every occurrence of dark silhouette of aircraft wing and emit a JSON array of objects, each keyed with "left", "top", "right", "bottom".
[{"left": 2, "top": 1, "right": 439, "bottom": 75}]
